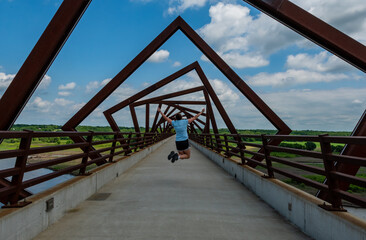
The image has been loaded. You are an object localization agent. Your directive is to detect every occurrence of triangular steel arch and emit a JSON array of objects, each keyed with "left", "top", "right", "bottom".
[
  {"left": 103, "top": 62, "right": 238, "bottom": 137},
  {"left": 62, "top": 16, "right": 291, "bottom": 135}
]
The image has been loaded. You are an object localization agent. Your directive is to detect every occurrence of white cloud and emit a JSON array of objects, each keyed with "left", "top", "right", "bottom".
[
  {"left": 198, "top": 3, "right": 298, "bottom": 69},
  {"left": 217, "top": 52, "right": 269, "bottom": 69},
  {"left": 58, "top": 91, "right": 71, "bottom": 96},
  {"left": 286, "top": 51, "right": 354, "bottom": 73},
  {"left": 173, "top": 61, "right": 182, "bottom": 67},
  {"left": 147, "top": 71, "right": 240, "bottom": 110},
  {"left": 0, "top": 72, "right": 51, "bottom": 91},
  {"left": 101, "top": 78, "right": 112, "bottom": 86},
  {"left": 85, "top": 77, "right": 137, "bottom": 102},
  {"left": 58, "top": 82, "right": 76, "bottom": 90},
  {"left": 72, "top": 102, "right": 85, "bottom": 111},
  {"left": 85, "top": 78, "right": 111, "bottom": 93},
  {"left": 198, "top": 1, "right": 366, "bottom": 69},
  {"left": 292, "top": 0, "right": 366, "bottom": 44},
  {"left": 86, "top": 81, "right": 100, "bottom": 93},
  {"left": 29, "top": 97, "right": 53, "bottom": 113},
  {"left": 147, "top": 49, "right": 170, "bottom": 63},
  {"left": 209, "top": 78, "right": 239, "bottom": 104},
  {"left": 258, "top": 88, "right": 366, "bottom": 130},
  {"left": 167, "top": 0, "right": 207, "bottom": 15},
  {"left": 247, "top": 50, "right": 363, "bottom": 87},
  {"left": 247, "top": 69, "right": 349, "bottom": 87},
  {"left": 38, "top": 75, "right": 52, "bottom": 89},
  {"left": 110, "top": 84, "right": 138, "bottom": 102},
  {"left": 0, "top": 72, "right": 15, "bottom": 90},
  {"left": 54, "top": 98, "right": 74, "bottom": 106},
  {"left": 352, "top": 99, "right": 362, "bottom": 104}
]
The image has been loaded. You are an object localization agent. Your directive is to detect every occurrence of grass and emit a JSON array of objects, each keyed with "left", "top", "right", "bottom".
[{"left": 284, "top": 174, "right": 366, "bottom": 194}]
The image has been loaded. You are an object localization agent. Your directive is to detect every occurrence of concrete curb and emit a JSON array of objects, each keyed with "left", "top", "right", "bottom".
[
  {"left": 191, "top": 140, "right": 366, "bottom": 240},
  {"left": 0, "top": 137, "right": 173, "bottom": 240}
]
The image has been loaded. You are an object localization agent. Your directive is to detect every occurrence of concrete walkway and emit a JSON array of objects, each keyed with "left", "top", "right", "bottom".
[{"left": 35, "top": 139, "right": 311, "bottom": 240}]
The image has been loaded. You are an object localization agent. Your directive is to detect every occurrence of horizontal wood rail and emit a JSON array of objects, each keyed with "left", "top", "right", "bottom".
[
  {"left": 189, "top": 133, "right": 366, "bottom": 210},
  {"left": 0, "top": 130, "right": 173, "bottom": 207}
]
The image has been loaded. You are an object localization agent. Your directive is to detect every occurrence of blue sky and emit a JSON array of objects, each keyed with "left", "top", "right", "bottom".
[{"left": 0, "top": 0, "right": 366, "bottom": 131}]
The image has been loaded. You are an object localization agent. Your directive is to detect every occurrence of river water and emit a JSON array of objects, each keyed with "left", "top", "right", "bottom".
[{"left": 0, "top": 158, "right": 74, "bottom": 206}]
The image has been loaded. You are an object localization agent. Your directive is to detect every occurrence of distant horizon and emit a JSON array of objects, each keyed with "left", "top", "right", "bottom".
[{"left": 10, "top": 123, "right": 352, "bottom": 133}]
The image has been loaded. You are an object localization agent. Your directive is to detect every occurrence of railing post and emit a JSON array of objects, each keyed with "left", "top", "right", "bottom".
[
  {"left": 319, "top": 134, "right": 344, "bottom": 210},
  {"left": 143, "top": 133, "right": 148, "bottom": 148},
  {"left": 125, "top": 133, "right": 132, "bottom": 156},
  {"left": 210, "top": 134, "right": 214, "bottom": 150},
  {"left": 214, "top": 134, "right": 220, "bottom": 152},
  {"left": 224, "top": 134, "right": 229, "bottom": 157},
  {"left": 261, "top": 134, "right": 274, "bottom": 178},
  {"left": 79, "top": 131, "right": 94, "bottom": 175},
  {"left": 109, "top": 132, "right": 119, "bottom": 162},
  {"left": 6, "top": 130, "right": 33, "bottom": 207},
  {"left": 237, "top": 134, "right": 245, "bottom": 165}
]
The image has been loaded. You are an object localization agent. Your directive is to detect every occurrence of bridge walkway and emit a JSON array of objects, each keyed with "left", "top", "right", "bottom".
[{"left": 34, "top": 139, "right": 311, "bottom": 239}]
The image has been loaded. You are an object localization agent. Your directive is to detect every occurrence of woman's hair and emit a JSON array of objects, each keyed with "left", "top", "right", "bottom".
[{"left": 175, "top": 113, "right": 182, "bottom": 120}]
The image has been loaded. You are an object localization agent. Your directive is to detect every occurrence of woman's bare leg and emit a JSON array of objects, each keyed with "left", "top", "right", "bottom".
[{"left": 178, "top": 149, "right": 191, "bottom": 159}]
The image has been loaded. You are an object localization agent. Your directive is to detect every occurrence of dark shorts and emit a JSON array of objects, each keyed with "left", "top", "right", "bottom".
[{"left": 175, "top": 139, "right": 190, "bottom": 151}]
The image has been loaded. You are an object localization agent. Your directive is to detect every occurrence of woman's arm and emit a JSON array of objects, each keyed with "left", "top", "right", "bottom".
[
  {"left": 157, "top": 107, "right": 172, "bottom": 124},
  {"left": 188, "top": 108, "right": 205, "bottom": 124}
]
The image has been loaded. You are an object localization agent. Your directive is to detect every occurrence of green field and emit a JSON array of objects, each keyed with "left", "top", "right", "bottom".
[{"left": 2, "top": 125, "right": 362, "bottom": 195}]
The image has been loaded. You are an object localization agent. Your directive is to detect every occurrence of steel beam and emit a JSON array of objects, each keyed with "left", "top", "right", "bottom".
[
  {"left": 151, "top": 104, "right": 162, "bottom": 132},
  {"left": 241, "top": 0, "right": 366, "bottom": 73},
  {"left": 64, "top": 16, "right": 289, "bottom": 136},
  {"left": 130, "top": 86, "right": 205, "bottom": 107},
  {"left": 63, "top": 18, "right": 183, "bottom": 130},
  {"left": 145, "top": 104, "right": 150, "bottom": 132},
  {"left": 317, "top": 110, "right": 366, "bottom": 199},
  {"left": 177, "top": 17, "right": 291, "bottom": 134},
  {"left": 167, "top": 104, "right": 206, "bottom": 127},
  {"left": 136, "top": 100, "right": 206, "bottom": 106},
  {"left": 203, "top": 91, "right": 218, "bottom": 135},
  {"left": 194, "top": 64, "right": 237, "bottom": 135},
  {"left": 0, "top": 0, "right": 92, "bottom": 131},
  {"left": 129, "top": 104, "right": 139, "bottom": 133}
]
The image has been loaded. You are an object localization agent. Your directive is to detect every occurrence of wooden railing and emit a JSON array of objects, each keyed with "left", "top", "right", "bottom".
[
  {"left": 190, "top": 133, "right": 366, "bottom": 210},
  {"left": 0, "top": 131, "right": 173, "bottom": 207}
]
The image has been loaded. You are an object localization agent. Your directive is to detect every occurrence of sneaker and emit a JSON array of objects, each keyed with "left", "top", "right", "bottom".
[
  {"left": 171, "top": 153, "right": 179, "bottom": 163},
  {"left": 168, "top": 151, "right": 175, "bottom": 160}
]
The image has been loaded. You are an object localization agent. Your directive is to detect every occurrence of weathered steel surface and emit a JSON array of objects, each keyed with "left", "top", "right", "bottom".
[
  {"left": 242, "top": 0, "right": 366, "bottom": 73},
  {"left": 0, "top": 0, "right": 92, "bottom": 131},
  {"left": 177, "top": 17, "right": 291, "bottom": 134},
  {"left": 63, "top": 18, "right": 182, "bottom": 130}
]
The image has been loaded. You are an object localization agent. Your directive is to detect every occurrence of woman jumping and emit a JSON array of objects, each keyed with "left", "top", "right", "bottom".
[{"left": 157, "top": 107, "right": 205, "bottom": 163}]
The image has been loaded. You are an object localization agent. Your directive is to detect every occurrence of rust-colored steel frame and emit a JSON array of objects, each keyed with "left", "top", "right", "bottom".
[
  {"left": 108, "top": 76, "right": 223, "bottom": 143},
  {"left": 101, "top": 61, "right": 243, "bottom": 159},
  {"left": 62, "top": 16, "right": 290, "bottom": 136},
  {"left": 153, "top": 103, "right": 208, "bottom": 133},
  {"left": 0, "top": 0, "right": 92, "bottom": 131},
  {"left": 59, "top": 17, "right": 291, "bottom": 167},
  {"left": 103, "top": 61, "right": 239, "bottom": 137},
  {"left": 242, "top": 0, "right": 366, "bottom": 73},
  {"left": 4, "top": 1, "right": 365, "bottom": 134},
  {"left": 149, "top": 101, "right": 209, "bottom": 134},
  {"left": 134, "top": 100, "right": 206, "bottom": 107},
  {"left": 242, "top": 0, "right": 366, "bottom": 194},
  {"left": 125, "top": 86, "right": 206, "bottom": 133},
  {"left": 1, "top": 0, "right": 366, "bottom": 205},
  {"left": 241, "top": 0, "right": 366, "bottom": 197},
  {"left": 0, "top": 130, "right": 173, "bottom": 206}
]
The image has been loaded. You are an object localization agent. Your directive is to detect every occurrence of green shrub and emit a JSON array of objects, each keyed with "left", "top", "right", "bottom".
[{"left": 305, "top": 141, "right": 316, "bottom": 151}]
